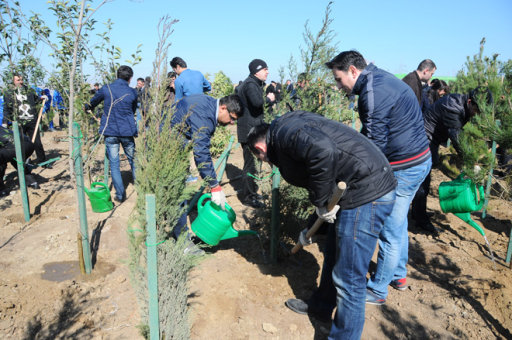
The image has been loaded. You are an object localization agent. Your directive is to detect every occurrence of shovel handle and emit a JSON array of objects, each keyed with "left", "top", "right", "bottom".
[
  {"left": 31, "top": 98, "right": 47, "bottom": 143},
  {"left": 291, "top": 181, "right": 347, "bottom": 254}
]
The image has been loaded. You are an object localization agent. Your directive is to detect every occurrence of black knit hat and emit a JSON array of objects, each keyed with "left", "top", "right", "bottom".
[{"left": 249, "top": 59, "right": 268, "bottom": 75}]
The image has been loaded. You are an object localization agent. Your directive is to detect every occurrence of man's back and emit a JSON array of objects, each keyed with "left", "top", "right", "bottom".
[
  {"left": 237, "top": 75, "right": 265, "bottom": 143},
  {"left": 91, "top": 78, "right": 138, "bottom": 137},
  {"left": 172, "top": 94, "right": 217, "bottom": 140},
  {"left": 423, "top": 93, "right": 468, "bottom": 148},
  {"left": 354, "top": 64, "right": 429, "bottom": 168},
  {"left": 174, "top": 69, "right": 211, "bottom": 101},
  {"left": 267, "top": 111, "right": 396, "bottom": 209}
]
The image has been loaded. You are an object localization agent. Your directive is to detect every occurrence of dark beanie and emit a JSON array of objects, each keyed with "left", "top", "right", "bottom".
[{"left": 249, "top": 59, "right": 268, "bottom": 75}]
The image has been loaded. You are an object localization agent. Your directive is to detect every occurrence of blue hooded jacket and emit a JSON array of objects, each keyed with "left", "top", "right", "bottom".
[
  {"left": 171, "top": 94, "right": 219, "bottom": 187},
  {"left": 90, "top": 79, "right": 138, "bottom": 137},
  {"left": 353, "top": 64, "right": 430, "bottom": 170}
]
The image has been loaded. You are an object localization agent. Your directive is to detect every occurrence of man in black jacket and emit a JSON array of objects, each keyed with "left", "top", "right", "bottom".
[
  {"left": 2, "top": 74, "right": 49, "bottom": 166},
  {"left": 402, "top": 59, "right": 436, "bottom": 104},
  {"left": 236, "top": 59, "right": 275, "bottom": 208},
  {"left": 248, "top": 111, "right": 396, "bottom": 339},
  {"left": 411, "top": 87, "right": 493, "bottom": 230}
]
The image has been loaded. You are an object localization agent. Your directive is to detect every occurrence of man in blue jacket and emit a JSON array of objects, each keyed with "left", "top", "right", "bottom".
[
  {"left": 326, "top": 51, "right": 432, "bottom": 305},
  {"left": 171, "top": 93, "right": 242, "bottom": 216},
  {"left": 87, "top": 65, "right": 138, "bottom": 203},
  {"left": 170, "top": 57, "right": 211, "bottom": 102}
]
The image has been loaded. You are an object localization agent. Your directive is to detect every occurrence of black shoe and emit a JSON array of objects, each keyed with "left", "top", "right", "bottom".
[
  {"left": 114, "top": 196, "right": 125, "bottom": 203},
  {"left": 26, "top": 174, "right": 39, "bottom": 189},
  {"left": 417, "top": 220, "right": 437, "bottom": 233},
  {"left": 243, "top": 198, "right": 265, "bottom": 209},
  {"left": 285, "top": 299, "right": 331, "bottom": 322}
]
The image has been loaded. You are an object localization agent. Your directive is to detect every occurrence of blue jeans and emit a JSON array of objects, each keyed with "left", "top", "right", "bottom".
[
  {"left": 329, "top": 189, "right": 395, "bottom": 340},
  {"left": 105, "top": 136, "right": 136, "bottom": 200},
  {"left": 366, "top": 158, "right": 432, "bottom": 299}
]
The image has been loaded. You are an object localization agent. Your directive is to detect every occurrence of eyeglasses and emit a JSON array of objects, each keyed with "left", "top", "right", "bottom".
[{"left": 229, "top": 112, "right": 238, "bottom": 122}]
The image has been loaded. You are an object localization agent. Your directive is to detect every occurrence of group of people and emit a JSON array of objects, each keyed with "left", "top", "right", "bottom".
[
  {"left": 1, "top": 48, "right": 492, "bottom": 338},
  {"left": 241, "top": 52, "right": 489, "bottom": 339},
  {"left": 0, "top": 73, "right": 67, "bottom": 196}
]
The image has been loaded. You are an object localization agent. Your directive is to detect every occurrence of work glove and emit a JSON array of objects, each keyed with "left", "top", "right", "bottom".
[
  {"left": 298, "top": 228, "right": 312, "bottom": 247},
  {"left": 315, "top": 205, "right": 340, "bottom": 224},
  {"left": 211, "top": 185, "right": 227, "bottom": 210}
]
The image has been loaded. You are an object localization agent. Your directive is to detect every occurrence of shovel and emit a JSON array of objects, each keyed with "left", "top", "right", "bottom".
[
  {"left": 31, "top": 98, "right": 47, "bottom": 143},
  {"left": 290, "top": 181, "right": 346, "bottom": 254}
]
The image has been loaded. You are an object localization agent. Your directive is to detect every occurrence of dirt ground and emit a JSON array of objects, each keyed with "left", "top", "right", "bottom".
[{"left": 1, "top": 125, "right": 512, "bottom": 339}]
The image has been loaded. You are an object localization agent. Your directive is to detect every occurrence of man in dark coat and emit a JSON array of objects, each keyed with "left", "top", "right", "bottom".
[
  {"left": 171, "top": 93, "right": 242, "bottom": 212},
  {"left": 87, "top": 65, "right": 138, "bottom": 203},
  {"left": 169, "top": 93, "right": 242, "bottom": 255},
  {"left": 402, "top": 59, "right": 437, "bottom": 104},
  {"left": 236, "top": 59, "right": 275, "bottom": 208},
  {"left": 247, "top": 111, "right": 397, "bottom": 340},
  {"left": 411, "top": 87, "right": 493, "bottom": 229},
  {"left": 2, "top": 74, "right": 49, "bottom": 166}
]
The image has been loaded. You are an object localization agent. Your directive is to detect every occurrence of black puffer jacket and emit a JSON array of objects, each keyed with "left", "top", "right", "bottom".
[
  {"left": 237, "top": 74, "right": 267, "bottom": 143},
  {"left": 266, "top": 111, "right": 397, "bottom": 209},
  {"left": 423, "top": 93, "right": 470, "bottom": 154}
]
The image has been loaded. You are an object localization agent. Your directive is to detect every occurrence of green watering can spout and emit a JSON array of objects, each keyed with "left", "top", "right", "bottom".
[
  {"left": 220, "top": 228, "right": 258, "bottom": 241},
  {"left": 454, "top": 212, "right": 485, "bottom": 236}
]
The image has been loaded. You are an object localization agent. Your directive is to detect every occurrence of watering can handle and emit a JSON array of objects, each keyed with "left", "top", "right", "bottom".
[
  {"left": 475, "top": 185, "right": 485, "bottom": 210},
  {"left": 291, "top": 182, "right": 347, "bottom": 254},
  {"left": 197, "top": 194, "right": 211, "bottom": 214}
]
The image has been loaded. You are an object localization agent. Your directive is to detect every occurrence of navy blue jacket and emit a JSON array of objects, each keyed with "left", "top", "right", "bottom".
[
  {"left": 267, "top": 111, "right": 396, "bottom": 209},
  {"left": 353, "top": 64, "right": 430, "bottom": 170},
  {"left": 90, "top": 79, "right": 138, "bottom": 137},
  {"left": 423, "top": 93, "right": 470, "bottom": 154},
  {"left": 171, "top": 94, "right": 220, "bottom": 187}
]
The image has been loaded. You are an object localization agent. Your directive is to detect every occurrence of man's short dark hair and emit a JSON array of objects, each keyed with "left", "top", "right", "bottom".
[
  {"left": 297, "top": 72, "right": 307, "bottom": 82},
  {"left": 469, "top": 86, "right": 493, "bottom": 113},
  {"left": 117, "top": 65, "right": 133, "bottom": 81},
  {"left": 170, "top": 57, "right": 187, "bottom": 69},
  {"left": 167, "top": 71, "right": 177, "bottom": 79},
  {"left": 137, "top": 77, "right": 144, "bottom": 83},
  {"left": 417, "top": 59, "right": 436, "bottom": 72},
  {"left": 325, "top": 51, "right": 367, "bottom": 71},
  {"left": 247, "top": 123, "right": 270, "bottom": 155},
  {"left": 145, "top": 76, "right": 151, "bottom": 85},
  {"left": 94, "top": 82, "right": 100, "bottom": 87},
  {"left": 219, "top": 94, "right": 243, "bottom": 116}
]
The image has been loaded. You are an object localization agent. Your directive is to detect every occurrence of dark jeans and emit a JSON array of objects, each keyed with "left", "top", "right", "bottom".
[
  {"left": 241, "top": 143, "right": 258, "bottom": 199},
  {"left": 105, "top": 136, "right": 135, "bottom": 200},
  {"left": 21, "top": 121, "right": 46, "bottom": 163}
]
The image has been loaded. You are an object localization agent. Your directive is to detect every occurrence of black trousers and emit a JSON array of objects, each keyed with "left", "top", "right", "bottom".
[
  {"left": 21, "top": 121, "right": 46, "bottom": 163},
  {"left": 0, "top": 143, "right": 35, "bottom": 187},
  {"left": 241, "top": 143, "right": 259, "bottom": 199},
  {"left": 411, "top": 142, "right": 438, "bottom": 223}
]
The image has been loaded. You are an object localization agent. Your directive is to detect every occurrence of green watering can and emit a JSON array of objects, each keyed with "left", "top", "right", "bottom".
[
  {"left": 438, "top": 174, "right": 485, "bottom": 236},
  {"left": 191, "top": 194, "right": 257, "bottom": 246},
  {"left": 84, "top": 182, "right": 114, "bottom": 213}
]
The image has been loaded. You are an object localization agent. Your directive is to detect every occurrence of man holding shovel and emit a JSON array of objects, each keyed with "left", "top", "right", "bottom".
[
  {"left": 247, "top": 111, "right": 397, "bottom": 340},
  {"left": 2, "top": 73, "right": 49, "bottom": 167}
]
